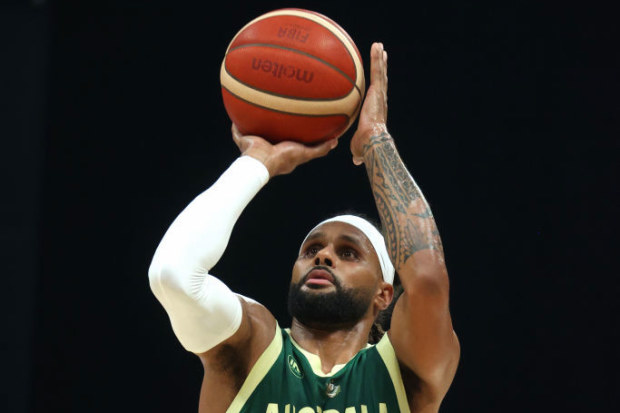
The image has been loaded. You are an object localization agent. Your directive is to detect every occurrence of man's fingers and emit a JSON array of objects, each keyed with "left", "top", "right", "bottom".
[
  {"left": 231, "top": 123, "right": 251, "bottom": 152},
  {"left": 370, "top": 43, "right": 381, "bottom": 85},
  {"left": 231, "top": 124, "right": 242, "bottom": 145},
  {"left": 370, "top": 43, "right": 386, "bottom": 86},
  {"left": 299, "top": 138, "right": 338, "bottom": 162},
  {"left": 311, "top": 138, "right": 338, "bottom": 157},
  {"left": 373, "top": 44, "right": 388, "bottom": 121},
  {"left": 383, "top": 49, "right": 388, "bottom": 94},
  {"left": 231, "top": 123, "right": 240, "bottom": 138}
]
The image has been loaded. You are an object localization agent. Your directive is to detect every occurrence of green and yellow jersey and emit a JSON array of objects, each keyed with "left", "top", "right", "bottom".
[{"left": 226, "top": 326, "right": 410, "bottom": 413}]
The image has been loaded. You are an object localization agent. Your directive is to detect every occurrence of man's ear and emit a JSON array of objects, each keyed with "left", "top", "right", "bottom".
[{"left": 375, "top": 282, "right": 394, "bottom": 311}]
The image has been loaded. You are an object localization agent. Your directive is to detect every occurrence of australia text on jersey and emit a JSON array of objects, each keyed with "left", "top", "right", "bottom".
[{"left": 265, "top": 403, "right": 388, "bottom": 413}]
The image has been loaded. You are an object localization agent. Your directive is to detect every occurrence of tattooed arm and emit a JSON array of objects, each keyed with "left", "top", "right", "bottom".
[{"left": 352, "top": 43, "right": 460, "bottom": 407}]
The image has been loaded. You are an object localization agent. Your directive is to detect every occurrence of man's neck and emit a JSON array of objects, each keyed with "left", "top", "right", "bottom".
[{"left": 289, "top": 318, "right": 372, "bottom": 374}]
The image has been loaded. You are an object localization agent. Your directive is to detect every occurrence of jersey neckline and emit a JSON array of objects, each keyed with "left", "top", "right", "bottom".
[{"left": 284, "top": 328, "right": 376, "bottom": 377}]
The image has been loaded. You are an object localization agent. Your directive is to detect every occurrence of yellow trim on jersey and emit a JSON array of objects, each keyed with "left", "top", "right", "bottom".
[
  {"left": 285, "top": 328, "right": 356, "bottom": 377},
  {"left": 376, "top": 333, "right": 412, "bottom": 413},
  {"left": 226, "top": 324, "right": 282, "bottom": 413}
]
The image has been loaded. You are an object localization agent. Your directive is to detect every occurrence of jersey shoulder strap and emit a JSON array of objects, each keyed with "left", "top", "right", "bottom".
[
  {"left": 375, "top": 332, "right": 411, "bottom": 413},
  {"left": 227, "top": 323, "right": 283, "bottom": 413}
]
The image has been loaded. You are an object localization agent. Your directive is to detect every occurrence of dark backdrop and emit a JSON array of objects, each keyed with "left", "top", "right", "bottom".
[{"left": 3, "top": 0, "right": 617, "bottom": 412}]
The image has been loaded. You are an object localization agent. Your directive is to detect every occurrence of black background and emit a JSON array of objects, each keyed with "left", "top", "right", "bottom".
[{"left": 3, "top": 0, "right": 617, "bottom": 412}]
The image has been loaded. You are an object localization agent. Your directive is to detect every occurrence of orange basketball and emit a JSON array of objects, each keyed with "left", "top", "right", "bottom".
[{"left": 220, "top": 8, "right": 365, "bottom": 144}]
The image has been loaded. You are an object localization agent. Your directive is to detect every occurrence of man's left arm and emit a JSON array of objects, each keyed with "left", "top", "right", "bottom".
[
  {"left": 352, "top": 42, "right": 460, "bottom": 401},
  {"left": 363, "top": 133, "right": 460, "bottom": 397}
]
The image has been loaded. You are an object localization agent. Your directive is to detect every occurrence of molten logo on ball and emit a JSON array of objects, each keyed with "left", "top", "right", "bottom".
[{"left": 251, "top": 58, "right": 314, "bottom": 83}]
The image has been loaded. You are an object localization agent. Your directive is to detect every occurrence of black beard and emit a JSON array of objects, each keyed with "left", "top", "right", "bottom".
[{"left": 287, "top": 267, "right": 373, "bottom": 330}]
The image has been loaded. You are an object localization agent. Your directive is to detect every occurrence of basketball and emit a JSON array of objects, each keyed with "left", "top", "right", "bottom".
[{"left": 220, "top": 8, "right": 365, "bottom": 145}]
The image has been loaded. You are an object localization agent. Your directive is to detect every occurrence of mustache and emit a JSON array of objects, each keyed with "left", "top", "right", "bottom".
[{"left": 302, "top": 265, "right": 339, "bottom": 286}]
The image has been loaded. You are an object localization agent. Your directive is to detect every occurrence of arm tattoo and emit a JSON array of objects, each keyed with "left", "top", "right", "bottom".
[{"left": 363, "top": 132, "right": 444, "bottom": 269}]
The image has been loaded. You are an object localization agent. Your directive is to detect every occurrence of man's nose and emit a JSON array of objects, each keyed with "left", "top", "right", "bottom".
[{"left": 314, "top": 247, "right": 334, "bottom": 267}]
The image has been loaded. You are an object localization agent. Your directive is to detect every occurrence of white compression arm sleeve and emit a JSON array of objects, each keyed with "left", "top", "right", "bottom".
[{"left": 148, "top": 156, "right": 269, "bottom": 353}]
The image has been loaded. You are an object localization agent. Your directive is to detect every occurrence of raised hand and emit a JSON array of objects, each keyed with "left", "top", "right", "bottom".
[
  {"left": 350, "top": 42, "right": 389, "bottom": 166},
  {"left": 231, "top": 124, "right": 338, "bottom": 177}
]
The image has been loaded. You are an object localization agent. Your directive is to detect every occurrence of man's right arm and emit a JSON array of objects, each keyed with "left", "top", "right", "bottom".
[
  {"left": 148, "top": 155, "right": 271, "bottom": 354},
  {"left": 148, "top": 126, "right": 338, "bottom": 358}
]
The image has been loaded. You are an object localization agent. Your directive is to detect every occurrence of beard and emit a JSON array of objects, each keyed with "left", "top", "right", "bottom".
[{"left": 287, "top": 267, "right": 374, "bottom": 330}]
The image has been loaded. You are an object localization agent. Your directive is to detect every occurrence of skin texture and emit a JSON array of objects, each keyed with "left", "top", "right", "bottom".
[{"left": 197, "top": 42, "right": 460, "bottom": 413}]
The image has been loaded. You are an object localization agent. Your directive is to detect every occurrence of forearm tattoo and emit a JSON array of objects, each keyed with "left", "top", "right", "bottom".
[{"left": 363, "top": 132, "right": 444, "bottom": 269}]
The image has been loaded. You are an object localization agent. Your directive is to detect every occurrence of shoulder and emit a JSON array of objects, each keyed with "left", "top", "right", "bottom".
[
  {"left": 200, "top": 295, "right": 278, "bottom": 371},
  {"left": 197, "top": 296, "right": 279, "bottom": 410}
]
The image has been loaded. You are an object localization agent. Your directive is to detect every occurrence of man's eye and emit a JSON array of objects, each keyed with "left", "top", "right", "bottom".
[
  {"left": 341, "top": 248, "right": 358, "bottom": 259},
  {"left": 304, "top": 245, "right": 320, "bottom": 256}
]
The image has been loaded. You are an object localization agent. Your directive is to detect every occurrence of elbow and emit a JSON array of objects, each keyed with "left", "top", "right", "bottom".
[
  {"left": 148, "top": 254, "right": 191, "bottom": 298},
  {"left": 147, "top": 235, "right": 225, "bottom": 300},
  {"left": 401, "top": 254, "right": 450, "bottom": 297},
  {"left": 147, "top": 255, "right": 161, "bottom": 284},
  {"left": 409, "top": 271, "right": 449, "bottom": 298},
  {"left": 148, "top": 256, "right": 171, "bottom": 299},
  {"left": 148, "top": 249, "right": 215, "bottom": 304}
]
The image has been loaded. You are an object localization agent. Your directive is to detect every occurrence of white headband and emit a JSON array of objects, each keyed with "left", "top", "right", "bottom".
[{"left": 300, "top": 215, "right": 395, "bottom": 285}]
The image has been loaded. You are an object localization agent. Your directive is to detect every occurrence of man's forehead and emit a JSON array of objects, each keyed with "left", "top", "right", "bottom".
[{"left": 305, "top": 221, "right": 372, "bottom": 248}]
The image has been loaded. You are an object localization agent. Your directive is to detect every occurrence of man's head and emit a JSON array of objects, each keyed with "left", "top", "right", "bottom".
[{"left": 288, "top": 215, "right": 395, "bottom": 331}]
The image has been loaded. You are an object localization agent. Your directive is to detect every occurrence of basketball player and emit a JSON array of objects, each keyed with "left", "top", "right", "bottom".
[{"left": 149, "top": 43, "right": 460, "bottom": 412}]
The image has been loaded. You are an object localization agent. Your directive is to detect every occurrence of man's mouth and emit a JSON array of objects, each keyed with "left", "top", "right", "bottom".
[{"left": 304, "top": 268, "right": 335, "bottom": 287}]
